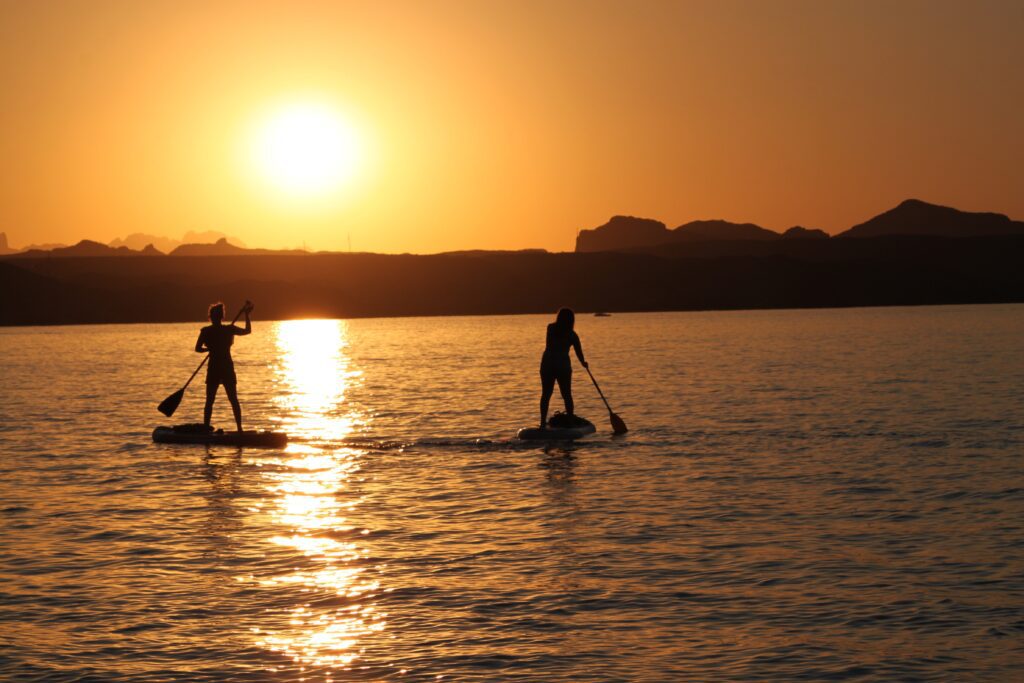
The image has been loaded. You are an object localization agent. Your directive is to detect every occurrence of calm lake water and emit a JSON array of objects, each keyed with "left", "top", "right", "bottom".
[{"left": 1, "top": 306, "right": 1023, "bottom": 681}]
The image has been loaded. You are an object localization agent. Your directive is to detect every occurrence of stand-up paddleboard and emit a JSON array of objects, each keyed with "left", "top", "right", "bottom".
[
  {"left": 517, "top": 414, "right": 596, "bottom": 441},
  {"left": 152, "top": 424, "right": 288, "bottom": 448}
]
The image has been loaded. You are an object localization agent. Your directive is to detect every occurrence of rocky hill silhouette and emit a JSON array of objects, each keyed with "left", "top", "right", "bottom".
[
  {"left": 170, "top": 237, "right": 309, "bottom": 257},
  {"left": 8, "top": 236, "right": 290, "bottom": 259},
  {"left": 12, "top": 239, "right": 161, "bottom": 258},
  {"left": 576, "top": 216, "right": 780, "bottom": 252},
  {"left": 837, "top": 199, "right": 1024, "bottom": 238},
  {"left": 108, "top": 233, "right": 180, "bottom": 253},
  {"left": 109, "top": 230, "right": 245, "bottom": 253},
  {"left": 782, "top": 226, "right": 829, "bottom": 240},
  {"left": 3, "top": 198, "right": 1024, "bottom": 325},
  {"left": 3, "top": 233, "right": 1024, "bottom": 325},
  {"left": 170, "top": 237, "right": 249, "bottom": 257},
  {"left": 575, "top": 199, "right": 1023, "bottom": 252},
  {"left": 574, "top": 216, "right": 671, "bottom": 252},
  {"left": 674, "top": 219, "right": 779, "bottom": 242},
  {"left": 0, "top": 233, "right": 67, "bottom": 255}
]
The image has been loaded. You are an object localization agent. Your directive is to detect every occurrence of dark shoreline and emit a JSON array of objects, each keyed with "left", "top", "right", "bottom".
[
  {"left": 4, "top": 235, "right": 1024, "bottom": 327},
  {"left": 3, "top": 300, "right": 1023, "bottom": 330}
]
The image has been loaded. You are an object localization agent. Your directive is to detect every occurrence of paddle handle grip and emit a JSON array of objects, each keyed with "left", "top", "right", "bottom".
[{"left": 232, "top": 302, "right": 250, "bottom": 323}]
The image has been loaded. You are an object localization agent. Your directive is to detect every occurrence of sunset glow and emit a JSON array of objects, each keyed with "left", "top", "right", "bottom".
[
  {"left": 3, "top": 2, "right": 1021, "bottom": 680},
  {"left": 250, "top": 102, "right": 362, "bottom": 198},
  {"left": 1, "top": 2, "right": 1020, "bottom": 253}
]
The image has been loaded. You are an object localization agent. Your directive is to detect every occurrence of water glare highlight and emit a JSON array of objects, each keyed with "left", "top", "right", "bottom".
[
  {"left": 244, "top": 320, "right": 382, "bottom": 675},
  {"left": 274, "top": 319, "right": 363, "bottom": 443}
]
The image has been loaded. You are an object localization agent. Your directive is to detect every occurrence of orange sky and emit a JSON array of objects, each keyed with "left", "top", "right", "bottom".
[{"left": 1, "top": 0, "right": 1021, "bottom": 253}]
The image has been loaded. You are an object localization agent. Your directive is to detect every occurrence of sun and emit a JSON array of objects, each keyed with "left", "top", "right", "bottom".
[{"left": 251, "top": 102, "right": 361, "bottom": 197}]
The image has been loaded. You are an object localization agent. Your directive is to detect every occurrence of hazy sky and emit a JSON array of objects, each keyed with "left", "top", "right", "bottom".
[{"left": 1, "top": 0, "right": 1021, "bottom": 253}]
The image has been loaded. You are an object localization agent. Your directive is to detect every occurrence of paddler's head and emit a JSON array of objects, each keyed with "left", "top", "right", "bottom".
[
  {"left": 555, "top": 307, "right": 575, "bottom": 331},
  {"left": 208, "top": 302, "right": 225, "bottom": 324}
]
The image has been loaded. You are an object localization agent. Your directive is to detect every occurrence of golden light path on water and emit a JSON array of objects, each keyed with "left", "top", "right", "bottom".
[
  {"left": 274, "top": 319, "right": 364, "bottom": 442},
  {"left": 241, "top": 320, "right": 384, "bottom": 675}
]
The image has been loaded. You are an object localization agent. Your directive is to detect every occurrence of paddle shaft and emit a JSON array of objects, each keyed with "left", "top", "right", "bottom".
[
  {"left": 180, "top": 355, "right": 209, "bottom": 393},
  {"left": 584, "top": 365, "right": 628, "bottom": 434},
  {"left": 584, "top": 365, "right": 614, "bottom": 413},
  {"left": 178, "top": 303, "right": 248, "bottom": 391}
]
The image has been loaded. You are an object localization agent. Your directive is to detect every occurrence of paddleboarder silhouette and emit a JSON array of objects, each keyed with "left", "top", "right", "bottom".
[
  {"left": 539, "top": 307, "right": 588, "bottom": 428},
  {"left": 195, "top": 301, "right": 252, "bottom": 431}
]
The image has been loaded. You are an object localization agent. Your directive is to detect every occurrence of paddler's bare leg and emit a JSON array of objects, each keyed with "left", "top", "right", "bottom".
[
  {"left": 225, "top": 384, "right": 243, "bottom": 432},
  {"left": 540, "top": 373, "right": 556, "bottom": 428},
  {"left": 204, "top": 383, "right": 217, "bottom": 427},
  {"left": 556, "top": 373, "right": 574, "bottom": 416}
]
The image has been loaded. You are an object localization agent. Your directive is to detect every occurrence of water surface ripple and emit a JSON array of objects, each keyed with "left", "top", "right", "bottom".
[{"left": 1, "top": 307, "right": 1023, "bottom": 681}]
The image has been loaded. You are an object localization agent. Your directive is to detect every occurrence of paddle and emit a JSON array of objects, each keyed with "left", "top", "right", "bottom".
[
  {"left": 157, "top": 302, "right": 250, "bottom": 417},
  {"left": 584, "top": 365, "right": 628, "bottom": 435}
]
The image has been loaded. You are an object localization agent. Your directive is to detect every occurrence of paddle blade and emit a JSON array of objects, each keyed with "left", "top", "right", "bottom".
[
  {"left": 609, "top": 411, "right": 628, "bottom": 435},
  {"left": 158, "top": 388, "right": 185, "bottom": 417}
]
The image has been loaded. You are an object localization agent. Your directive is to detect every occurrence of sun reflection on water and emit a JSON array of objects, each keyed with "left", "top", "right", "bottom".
[
  {"left": 274, "top": 319, "right": 363, "bottom": 442},
  {"left": 243, "top": 320, "right": 382, "bottom": 674}
]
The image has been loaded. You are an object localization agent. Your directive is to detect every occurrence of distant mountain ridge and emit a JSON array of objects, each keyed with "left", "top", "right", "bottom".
[
  {"left": 170, "top": 237, "right": 308, "bottom": 257},
  {"left": 576, "top": 215, "right": 824, "bottom": 252},
  {"left": 5, "top": 237, "right": 296, "bottom": 259},
  {"left": 5, "top": 233, "right": 1024, "bottom": 326},
  {"left": 13, "top": 239, "right": 160, "bottom": 258},
  {"left": 575, "top": 199, "right": 1023, "bottom": 252},
  {"left": 109, "top": 230, "right": 245, "bottom": 253},
  {"left": 4, "top": 199, "right": 1021, "bottom": 260},
  {"left": 0, "top": 232, "right": 67, "bottom": 255},
  {"left": 675, "top": 219, "right": 779, "bottom": 242},
  {"left": 782, "top": 226, "right": 829, "bottom": 240},
  {"left": 837, "top": 199, "right": 1024, "bottom": 238},
  {"left": 0, "top": 230, "right": 245, "bottom": 256}
]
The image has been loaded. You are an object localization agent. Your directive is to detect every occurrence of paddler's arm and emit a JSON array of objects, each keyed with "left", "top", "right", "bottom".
[
  {"left": 195, "top": 330, "right": 208, "bottom": 353},
  {"left": 235, "top": 305, "right": 252, "bottom": 336},
  {"left": 572, "top": 332, "right": 588, "bottom": 368}
]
